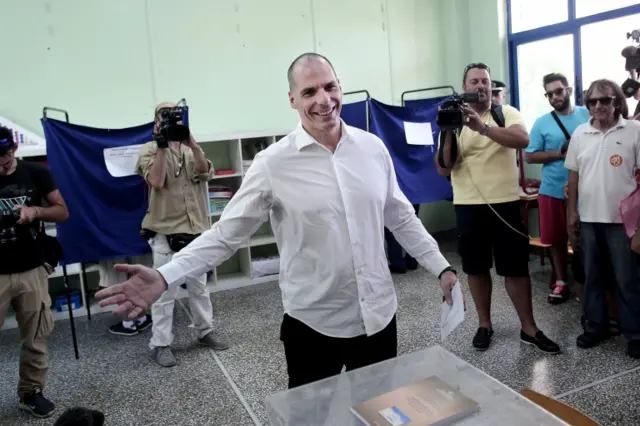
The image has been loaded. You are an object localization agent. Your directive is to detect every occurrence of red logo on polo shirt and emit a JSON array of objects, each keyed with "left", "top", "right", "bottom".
[{"left": 610, "top": 154, "right": 623, "bottom": 167}]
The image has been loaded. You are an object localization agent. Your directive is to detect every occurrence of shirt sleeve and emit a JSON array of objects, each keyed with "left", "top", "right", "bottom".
[
  {"left": 135, "top": 142, "right": 157, "bottom": 185},
  {"left": 504, "top": 105, "right": 527, "bottom": 130},
  {"left": 564, "top": 132, "right": 580, "bottom": 172},
  {"left": 525, "top": 119, "right": 543, "bottom": 153},
  {"left": 157, "top": 152, "right": 273, "bottom": 288},
  {"left": 380, "top": 140, "right": 451, "bottom": 278},
  {"left": 31, "top": 163, "right": 58, "bottom": 196}
]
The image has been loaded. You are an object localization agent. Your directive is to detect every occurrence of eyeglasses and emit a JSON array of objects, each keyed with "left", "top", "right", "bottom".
[
  {"left": 586, "top": 96, "right": 615, "bottom": 107},
  {"left": 463, "top": 63, "right": 491, "bottom": 82},
  {"left": 545, "top": 88, "right": 566, "bottom": 99}
]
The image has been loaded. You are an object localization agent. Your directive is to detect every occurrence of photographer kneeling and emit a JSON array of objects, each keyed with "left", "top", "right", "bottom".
[
  {"left": 435, "top": 63, "right": 560, "bottom": 354},
  {"left": 137, "top": 102, "right": 228, "bottom": 367}
]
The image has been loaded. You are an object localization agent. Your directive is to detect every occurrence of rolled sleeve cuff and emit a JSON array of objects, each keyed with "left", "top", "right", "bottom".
[
  {"left": 417, "top": 252, "right": 451, "bottom": 279},
  {"left": 157, "top": 263, "right": 186, "bottom": 289}
]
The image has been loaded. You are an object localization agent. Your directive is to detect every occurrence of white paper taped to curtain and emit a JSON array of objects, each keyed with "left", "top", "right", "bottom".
[{"left": 103, "top": 144, "right": 145, "bottom": 177}]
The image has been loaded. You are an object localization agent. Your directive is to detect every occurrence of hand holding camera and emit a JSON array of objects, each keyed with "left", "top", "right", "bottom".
[
  {"left": 153, "top": 100, "right": 190, "bottom": 149},
  {"left": 459, "top": 104, "right": 485, "bottom": 133}
]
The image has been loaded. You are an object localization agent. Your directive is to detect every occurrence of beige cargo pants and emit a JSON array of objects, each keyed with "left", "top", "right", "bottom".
[{"left": 0, "top": 266, "right": 53, "bottom": 397}]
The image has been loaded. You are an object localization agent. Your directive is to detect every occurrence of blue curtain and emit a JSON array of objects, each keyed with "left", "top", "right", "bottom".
[
  {"left": 403, "top": 95, "right": 450, "bottom": 110},
  {"left": 369, "top": 98, "right": 453, "bottom": 204},
  {"left": 41, "top": 118, "right": 153, "bottom": 265},
  {"left": 340, "top": 100, "right": 368, "bottom": 131}
]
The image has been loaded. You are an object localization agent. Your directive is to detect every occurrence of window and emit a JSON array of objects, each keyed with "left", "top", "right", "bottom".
[
  {"left": 580, "top": 13, "right": 640, "bottom": 113},
  {"left": 510, "top": 0, "right": 568, "bottom": 33},
  {"left": 575, "top": 0, "right": 640, "bottom": 18}
]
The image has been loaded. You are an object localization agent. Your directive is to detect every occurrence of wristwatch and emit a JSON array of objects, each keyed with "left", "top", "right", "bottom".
[
  {"left": 481, "top": 123, "right": 492, "bottom": 136},
  {"left": 438, "top": 266, "right": 457, "bottom": 279}
]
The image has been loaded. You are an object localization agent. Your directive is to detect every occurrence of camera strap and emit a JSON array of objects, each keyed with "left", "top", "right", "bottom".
[
  {"left": 550, "top": 111, "right": 571, "bottom": 141},
  {"left": 489, "top": 104, "right": 505, "bottom": 128},
  {"left": 437, "top": 131, "right": 458, "bottom": 176}
]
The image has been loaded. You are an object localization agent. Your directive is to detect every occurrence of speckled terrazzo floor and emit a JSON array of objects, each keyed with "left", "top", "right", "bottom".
[{"left": 1, "top": 239, "right": 639, "bottom": 425}]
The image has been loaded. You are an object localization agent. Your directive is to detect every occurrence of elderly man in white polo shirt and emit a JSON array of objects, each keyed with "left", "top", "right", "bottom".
[
  {"left": 565, "top": 78, "right": 640, "bottom": 359},
  {"left": 95, "top": 52, "right": 459, "bottom": 388}
]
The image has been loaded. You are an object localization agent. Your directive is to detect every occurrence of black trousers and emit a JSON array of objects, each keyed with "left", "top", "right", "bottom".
[{"left": 280, "top": 314, "right": 397, "bottom": 389}]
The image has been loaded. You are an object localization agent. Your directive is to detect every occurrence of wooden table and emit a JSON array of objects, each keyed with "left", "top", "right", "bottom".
[{"left": 265, "top": 345, "right": 569, "bottom": 426}]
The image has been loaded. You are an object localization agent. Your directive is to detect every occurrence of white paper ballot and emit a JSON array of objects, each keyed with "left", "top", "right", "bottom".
[
  {"left": 440, "top": 281, "right": 465, "bottom": 341},
  {"left": 104, "top": 144, "right": 145, "bottom": 177},
  {"left": 403, "top": 121, "right": 434, "bottom": 146}
]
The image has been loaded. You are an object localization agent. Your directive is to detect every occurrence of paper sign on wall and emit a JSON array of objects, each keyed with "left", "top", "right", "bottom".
[
  {"left": 403, "top": 121, "right": 434, "bottom": 146},
  {"left": 103, "top": 144, "right": 145, "bottom": 177}
]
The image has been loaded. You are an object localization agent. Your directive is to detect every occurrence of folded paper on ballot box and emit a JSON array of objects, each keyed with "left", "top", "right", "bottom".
[{"left": 351, "top": 375, "right": 479, "bottom": 425}]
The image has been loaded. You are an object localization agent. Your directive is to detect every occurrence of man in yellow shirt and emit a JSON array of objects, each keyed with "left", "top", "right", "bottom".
[{"left": 436, "top": 63, "right": 560, "bottom": 354}]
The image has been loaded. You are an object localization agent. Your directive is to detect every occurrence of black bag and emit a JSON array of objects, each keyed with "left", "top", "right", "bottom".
[
  {"left": 550, "top": 111, "right": 572, "bottom": 154},
  {"left": 37, "top": 221, "right": 64, "bottom": 271},
  {"left": 166, "top": 233, "right": 200, "bottom": 252}
]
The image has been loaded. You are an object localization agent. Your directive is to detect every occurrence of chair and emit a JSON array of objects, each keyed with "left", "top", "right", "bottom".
[{"left": 520, "top": 389, "right": 600, "bottom": 425}]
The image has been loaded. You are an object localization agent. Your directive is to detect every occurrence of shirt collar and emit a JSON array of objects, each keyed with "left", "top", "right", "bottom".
[
  {"left": 294, "top": 119, "right": 353, "bottom": 151},
  {"left": 585, "top": 115, "right": 627, "bottom": 133}
]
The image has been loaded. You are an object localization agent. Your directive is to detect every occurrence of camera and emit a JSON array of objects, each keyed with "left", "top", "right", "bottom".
[
  {"left": 436, "top": 92, "right": 481, "bottom": 130},
  {"left": 154, "top": 99, "right": 190, "bottom": 148}
]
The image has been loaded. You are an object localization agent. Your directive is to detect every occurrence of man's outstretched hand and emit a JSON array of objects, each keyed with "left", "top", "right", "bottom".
[{"left": 95, "top": 264, "right": 168, "bottom": 320}]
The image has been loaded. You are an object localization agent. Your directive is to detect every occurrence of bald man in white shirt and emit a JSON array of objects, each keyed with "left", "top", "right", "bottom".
[{"left": 95, "top": 52, "right": 459, "bottom": 389}]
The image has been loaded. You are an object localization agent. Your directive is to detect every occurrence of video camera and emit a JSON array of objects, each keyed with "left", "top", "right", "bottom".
[
  {"left": 435, "top": 92, "right": 481, "bottom": 131},
  {"left": 621, "top": 30, "right": 640, "bottom": 99},
  {"left": 154, "top": 98, "right": 190, "bottom": 148}
]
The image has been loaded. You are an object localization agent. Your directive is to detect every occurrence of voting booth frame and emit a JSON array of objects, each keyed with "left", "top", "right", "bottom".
[{"left": 2, "top": 128, "right": 288, "bottom": 333}]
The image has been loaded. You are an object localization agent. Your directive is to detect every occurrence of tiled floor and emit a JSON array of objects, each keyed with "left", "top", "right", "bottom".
[{"left": 1, "top": 239, "right": 639, "bottom": 425}]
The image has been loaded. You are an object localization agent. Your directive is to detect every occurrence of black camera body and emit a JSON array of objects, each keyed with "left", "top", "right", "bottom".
[
  {"left": 436, "top": 92, "right": 481, "bottom": 131},
  {"left": 154, "top": 101, "right": 190, "bottom": 148}
]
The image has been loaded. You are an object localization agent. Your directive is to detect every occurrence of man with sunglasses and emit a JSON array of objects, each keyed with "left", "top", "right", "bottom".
[
  {"left": 525, "top": 73, "right": 590, "bottom": 305},
  {"left": 565, "top": 79, "right": 640, "bottom": 358},
  {"left": 134, "top": 102, "right": 229, "bottom": 367},
  {"left": 436, "top": 63, "right": 560, "bottom": 354},
  {"left": 0, "top": 125, "right": 69, "bottom": 418}
]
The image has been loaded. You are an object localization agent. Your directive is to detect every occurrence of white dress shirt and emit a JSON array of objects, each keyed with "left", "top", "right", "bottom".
[{"left": 158, "top": 121, "right": 451, "bottom": 338}]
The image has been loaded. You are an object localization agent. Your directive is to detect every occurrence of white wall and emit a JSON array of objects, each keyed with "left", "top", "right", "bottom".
[
  {"left": 0, "top": 0, "right": 511, "bottom": 233},
  {"left": 1, "top": 0, "right": 449, "bottom": 137}
]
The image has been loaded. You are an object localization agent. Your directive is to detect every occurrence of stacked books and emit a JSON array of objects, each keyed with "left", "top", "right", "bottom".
[{"left": 209, "top": 185, "right": 233, "bottom": 215}]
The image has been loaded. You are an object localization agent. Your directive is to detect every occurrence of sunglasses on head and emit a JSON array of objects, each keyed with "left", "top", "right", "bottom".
[
  {"left": 463, "top": 63, "right": 491, "bottom": 81},
  {"left": 586, "top": 96, "right": 615, "bottom": 107},
  {"left": 544, "top": 88, "right": 566, "bottom": 99}
]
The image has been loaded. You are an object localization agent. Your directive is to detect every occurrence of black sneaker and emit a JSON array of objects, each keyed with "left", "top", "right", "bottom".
[
  {"left": 628, "top": 340, "right": 640, "bottom": 359},
  {"left": 389, "top": 265, "right": 407, "bottom": 274},
  {"left": 109, "top": 322, "right": 138, "bottom": 336},
  {"left": 472, "top": 327, "right": 493, "bottom": 351},
  {"left": 577, "top": 331, "right": 608, "bottom": 349},
  {"left": 19, "top": 389, "right": 55, "bottom": 418},
  {"left": 521, "top": 330, "right": 560, "bottom": 354},
  {"left": 405, "top": 256, "right": 418, "bottom": 270},
  {"left": 135, "top": 315, "right": 153, "bottom": 331}
]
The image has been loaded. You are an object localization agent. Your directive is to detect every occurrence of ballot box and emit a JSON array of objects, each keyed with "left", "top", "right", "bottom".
[{"left": 265, "top": 345, "right": 569, "bottom": 426}]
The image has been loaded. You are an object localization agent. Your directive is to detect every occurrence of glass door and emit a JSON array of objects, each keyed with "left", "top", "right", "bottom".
[
  {"left": 514, "top": 34, "right": 576, "bottom": 179},
  {"left": 580, "top": 13, "right": 640, "bottom": 114}
]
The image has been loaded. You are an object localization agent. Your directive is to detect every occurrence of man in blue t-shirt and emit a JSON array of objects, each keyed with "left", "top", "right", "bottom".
[{"left": 525, "top": 73, "right": 590, "bottom": 305}]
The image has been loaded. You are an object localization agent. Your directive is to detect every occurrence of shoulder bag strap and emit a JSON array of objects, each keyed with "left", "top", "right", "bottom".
[{"left": 550, "top": 111, "right": 572, "bottom": 140}]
